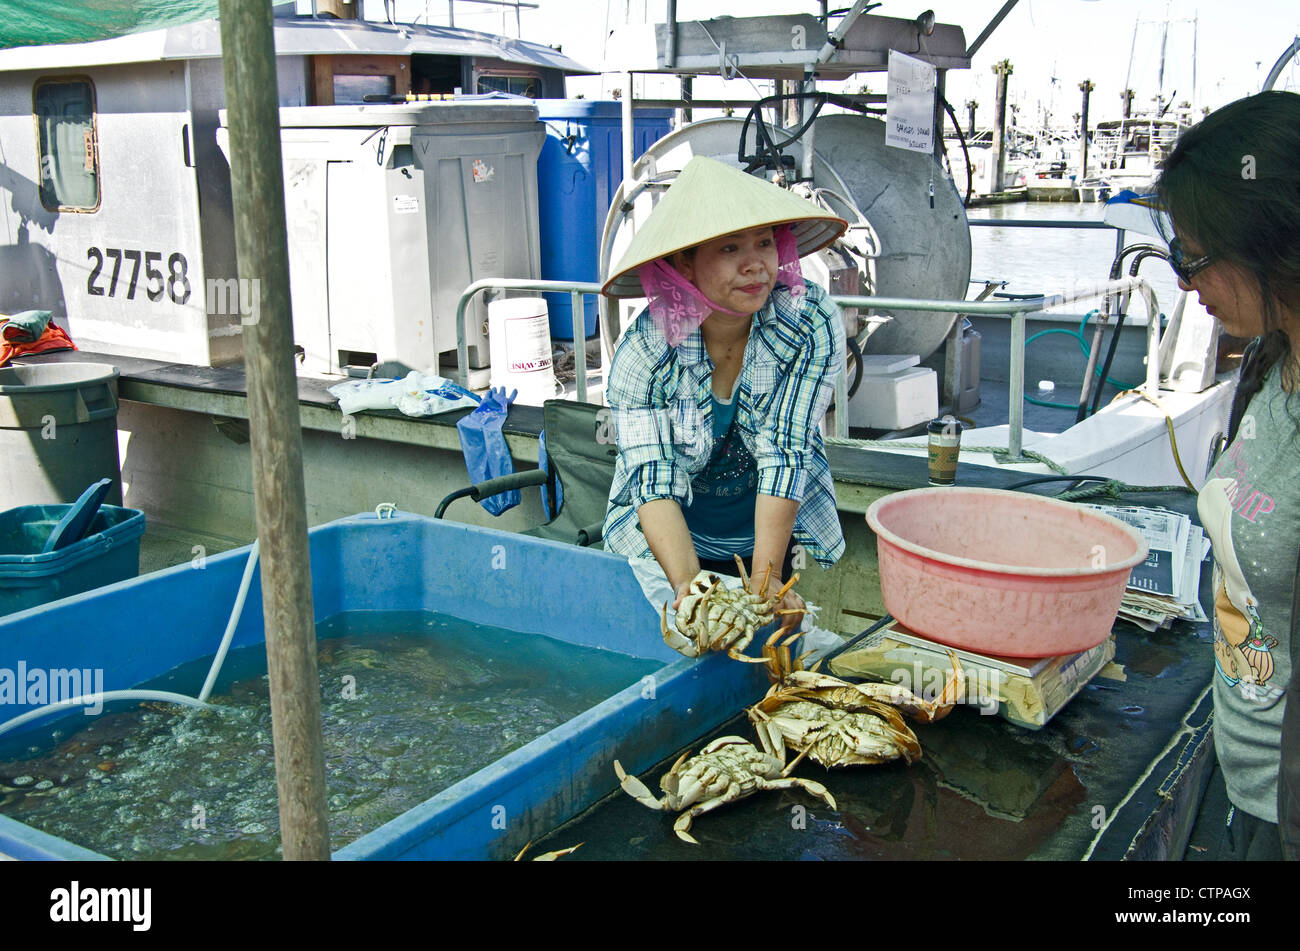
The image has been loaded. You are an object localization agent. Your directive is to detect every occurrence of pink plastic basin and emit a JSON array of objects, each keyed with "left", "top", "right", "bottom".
[{"left": 865, "top": 487, "right": 1149, "bottom": 657}]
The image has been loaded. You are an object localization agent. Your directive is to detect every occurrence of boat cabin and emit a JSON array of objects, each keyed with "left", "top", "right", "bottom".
[{"left": 0, "top": 5, "right": 588, "bottom": 369}]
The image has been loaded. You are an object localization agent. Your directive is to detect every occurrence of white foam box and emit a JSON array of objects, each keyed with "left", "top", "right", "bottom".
[{"left": 847, "top": 363, "right": 938, "bottom": 430}]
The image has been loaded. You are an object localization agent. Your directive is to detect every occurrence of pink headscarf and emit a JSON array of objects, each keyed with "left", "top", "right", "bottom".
[{"left": 636, "top": 224, "right": 807, "bottom": 346}]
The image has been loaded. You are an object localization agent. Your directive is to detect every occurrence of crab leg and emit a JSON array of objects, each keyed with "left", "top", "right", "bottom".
[
  {"left": 771, "top": 573, "right": 799, "bottom": 601},
  {"left": 732, "top": 554, "right": 752, "bottom": 591},
  {"left": 760, "top": 776, "right": 837, "bottom": 811}
]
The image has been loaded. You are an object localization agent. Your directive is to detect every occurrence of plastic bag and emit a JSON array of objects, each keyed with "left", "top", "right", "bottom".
[
  {"left": 328, "top": 372, "right": 479, "bottom": 417},
  {"left": 393, "top": 372, "right": 480, "bottom": 417},
  {"left": 456, "top": 387, "right": 519, "bottom": 516}
]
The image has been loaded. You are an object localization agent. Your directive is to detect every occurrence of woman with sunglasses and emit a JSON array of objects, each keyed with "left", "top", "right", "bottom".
[
  {"left": 1154, "top": 90, "right": 1300, "bottom": 860},
  {"left": 599, "top": 156, "right": 849, "bottom": 635}
]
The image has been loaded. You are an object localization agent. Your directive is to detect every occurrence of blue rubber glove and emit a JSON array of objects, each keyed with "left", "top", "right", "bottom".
[{"left": 456, "top": 387, "right": 519, "bottom": 516}]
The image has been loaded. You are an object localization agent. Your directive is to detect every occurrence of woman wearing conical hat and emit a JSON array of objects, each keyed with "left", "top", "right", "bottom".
[{"left": 601, "top": 156, "right": 849, "bottom": 629}]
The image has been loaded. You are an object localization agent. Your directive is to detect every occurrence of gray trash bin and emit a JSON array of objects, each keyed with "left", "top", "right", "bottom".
[{"left": 0, "top": 363, "right": 122, "bottom": 506}]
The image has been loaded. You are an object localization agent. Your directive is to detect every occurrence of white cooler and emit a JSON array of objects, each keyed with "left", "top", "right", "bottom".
[{"left": 847, "top": 355, "right": 938, "bottom": 430}]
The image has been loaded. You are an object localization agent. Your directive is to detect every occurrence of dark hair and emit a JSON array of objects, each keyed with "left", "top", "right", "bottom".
[{"left": 1153, "top": 91, "right": 1300, "bottom": 431}]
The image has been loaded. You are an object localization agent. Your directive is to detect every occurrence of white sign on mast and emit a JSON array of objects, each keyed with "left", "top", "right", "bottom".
[{"left": 885, "top": 50, "right": 937, "bottom": 154}]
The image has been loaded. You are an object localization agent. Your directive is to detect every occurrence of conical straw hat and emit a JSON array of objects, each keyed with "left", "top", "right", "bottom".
[{"left": 602, "top": 156, "right": 848, "bottom": 298}]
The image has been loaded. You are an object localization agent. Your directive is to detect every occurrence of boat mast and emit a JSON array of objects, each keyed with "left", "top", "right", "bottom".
[
  {"left": 1123, "top": 16, "right": 1138, "bottom": 115},
  {"left": 1157, "top": 0, "right": 1170, "bottom": 114}
]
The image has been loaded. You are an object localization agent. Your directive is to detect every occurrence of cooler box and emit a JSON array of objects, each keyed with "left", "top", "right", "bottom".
[
  {"left": 848, "top": 355, "right": 938, "bottom": 430},
  {"left": 0, "top": 504, "right": 144, "bottom": 616}
]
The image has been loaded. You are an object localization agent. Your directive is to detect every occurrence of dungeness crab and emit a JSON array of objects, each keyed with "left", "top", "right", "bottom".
[
  {"left": 748, "top": 630, "right": 965, "bottom": 770},
  {"left": 614, "top": 736, "right": 835, "bottom": 844},
  {"left": 661, "top": 556, "right": 799, "bottom": 663}
]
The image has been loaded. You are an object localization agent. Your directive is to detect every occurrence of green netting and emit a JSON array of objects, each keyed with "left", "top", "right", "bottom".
[{"left": 0, "top": 0, "right": 224, "bottom": 49}]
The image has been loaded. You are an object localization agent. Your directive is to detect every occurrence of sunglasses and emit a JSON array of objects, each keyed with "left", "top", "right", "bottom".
[{"left": 1167, "top": 237, "right": 1213, "bottom": 283}]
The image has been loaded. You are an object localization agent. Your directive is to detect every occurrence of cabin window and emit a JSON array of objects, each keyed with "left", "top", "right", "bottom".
[
  {"left": 476, "top": 75, "right": 539, "bottom": 98},
  {"left": 334, "top": 74, "right": 396, "bottom": 105},
  {"left": 311, "top": 55, "right": 409, "bottom": 106},
  {"left": 34, "top": 78, "right": 99, "bottom": 212}
]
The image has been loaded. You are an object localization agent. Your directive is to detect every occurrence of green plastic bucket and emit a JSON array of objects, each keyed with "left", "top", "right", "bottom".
[{"left": 0, "top": 503, "right": 144, "bottom": 616}]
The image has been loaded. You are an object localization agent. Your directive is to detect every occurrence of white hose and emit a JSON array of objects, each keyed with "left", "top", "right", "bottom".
[
  {"left": 0, "top": 691, "right": 210, "bottom": 738},
  {"left": 199, "top": 539, "right": 260, "bottom": 703},
  {"left": 0, "top": 540, "right": 262, "bottom": 738}
]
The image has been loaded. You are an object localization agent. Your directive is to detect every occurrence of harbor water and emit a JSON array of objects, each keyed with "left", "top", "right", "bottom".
[
  {"left": 0, "top": 611, "right": 661, "bottom": 860},
  {"left": 966, "top": 201, "right": 1183, "bottom": 317}
]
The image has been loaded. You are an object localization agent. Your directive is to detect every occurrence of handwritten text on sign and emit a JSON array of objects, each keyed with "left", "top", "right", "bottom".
[{"left": 886, "top": 50, "right": 936, "bottom": 154}]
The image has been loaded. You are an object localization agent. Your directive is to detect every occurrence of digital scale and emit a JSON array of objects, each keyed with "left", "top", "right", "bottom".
[{"left": 829, "top": 620, "right": 1117, "bottom": 730}]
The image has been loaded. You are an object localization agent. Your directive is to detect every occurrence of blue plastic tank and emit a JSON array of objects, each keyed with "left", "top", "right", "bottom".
[{"left": 535, "top": 101, "right": 674, "bottom": 340}]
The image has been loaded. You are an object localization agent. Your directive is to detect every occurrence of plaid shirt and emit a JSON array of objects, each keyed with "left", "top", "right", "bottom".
[{"left": 602, "top": 280, "right": 845, "bottom": 568}]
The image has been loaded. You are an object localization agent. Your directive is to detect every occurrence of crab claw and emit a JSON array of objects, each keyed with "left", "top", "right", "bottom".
[
  {"left": 673, "top": 812, "right": 701, "bottom": 845},
  {"left": 615, "top": 759, "right": 667, "bottom": 810},
  {"left": 660, "top": 603, "right": 702, "bottom": 657},
  {"left": 514, "top": 840, "right": 584, "bottom": 861}
]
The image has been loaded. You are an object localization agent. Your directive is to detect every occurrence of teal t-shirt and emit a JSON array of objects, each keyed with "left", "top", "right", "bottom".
[{"left": 683, "top": 392, "right": 758, "bottom": 559}]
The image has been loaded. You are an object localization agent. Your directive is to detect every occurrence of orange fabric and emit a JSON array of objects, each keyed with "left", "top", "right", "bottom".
[{"left": 0, "top": 320, "right": 77, "bottom": 368}]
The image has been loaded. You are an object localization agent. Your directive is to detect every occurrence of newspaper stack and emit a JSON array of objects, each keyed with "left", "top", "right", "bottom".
[{"left": 1082, "top": 504, "right": 1211, "bottom": 631}]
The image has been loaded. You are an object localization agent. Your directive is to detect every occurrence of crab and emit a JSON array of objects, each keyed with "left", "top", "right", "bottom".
[
  {"left": 614, "top": 736, "right": 836, "bottom": 844},
  {"left": 661, "top": 556, "right": 800, "bottom": 663},
  {"left": 747, "top": 629, "right": 965, "bottom": 771}
]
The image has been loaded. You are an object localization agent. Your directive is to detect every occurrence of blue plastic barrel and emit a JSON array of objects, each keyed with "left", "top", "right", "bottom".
[{"left": 535, "top": 101, "right": 674, "bottom": 340}]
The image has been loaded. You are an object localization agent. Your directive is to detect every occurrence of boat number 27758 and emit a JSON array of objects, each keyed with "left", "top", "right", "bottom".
[{"left": 86, "top": 247, "right": 192, "bottom": 305}]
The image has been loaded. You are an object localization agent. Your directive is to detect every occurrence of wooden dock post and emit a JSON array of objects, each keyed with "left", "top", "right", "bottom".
[
  {"left": 1079, "top": 80, "right": 1094, "bottom": 180},
  {"left": 991, "top": 60, "right": 1013, "bottom": 192},
  {"left": 217, "top": 0, "right": 330, "bottom": 861}
]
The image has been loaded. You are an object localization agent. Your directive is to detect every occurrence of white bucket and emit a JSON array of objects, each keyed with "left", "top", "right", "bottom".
[{"left": 487, "top": 297, "right": 559, "bottom": 406}]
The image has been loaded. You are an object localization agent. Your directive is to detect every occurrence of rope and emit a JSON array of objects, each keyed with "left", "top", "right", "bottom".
[{"left": 1109, "top": 388, "right": 1198, "bottom": 491}]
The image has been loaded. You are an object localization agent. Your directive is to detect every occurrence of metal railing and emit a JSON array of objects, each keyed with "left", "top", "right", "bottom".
[{"left": 454, "top": 275, "right": 1159, "bottom": 463}]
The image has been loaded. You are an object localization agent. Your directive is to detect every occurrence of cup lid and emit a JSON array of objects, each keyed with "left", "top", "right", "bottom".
[{"left": 928, "top": 416, "right": 963, "bottom": 435}]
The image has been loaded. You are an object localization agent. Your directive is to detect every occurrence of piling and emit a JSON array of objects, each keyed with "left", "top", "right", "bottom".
[
  {"left": 1079, "top": 80, "right": 1094, "bottom": 180},
  {"left": 1121, "top": 88, "right": 1135, "bottom": 118},
  {"left": 991, "top": 60, "right": 1013, "bottom": 192},
  {"left": 217, "top": 0, "right": 330, "bottom": 861}
]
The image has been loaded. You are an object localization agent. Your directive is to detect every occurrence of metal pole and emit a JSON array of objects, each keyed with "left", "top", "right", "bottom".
[
  {"left": 1263, "top": 37, "right": 1300, "bottom": 91},
  {"left": 800, "top": 73, "right": 816, "bottom": 182},
  {"left": 217, "top": 0, "right": 330, "bottom": 861},
  {"left": 622, "top": 71, "right": 634, "bottom": 186},
  {"left": 666, "top": 0, "right": 677, "bottom": 67},
  {"left": 965, "top": 0, "right": 1019, "bottom": 60},
  {"left": 570, "top": 289, "right": 588, "bottom": 402},
  {"left": 1008, "top": 311, "right": 1025, "bottom": 460}
]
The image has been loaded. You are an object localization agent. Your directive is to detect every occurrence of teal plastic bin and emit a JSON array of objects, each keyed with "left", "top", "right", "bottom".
[{"left": 0, "top": 504, "right": 144, "bottom": 616}]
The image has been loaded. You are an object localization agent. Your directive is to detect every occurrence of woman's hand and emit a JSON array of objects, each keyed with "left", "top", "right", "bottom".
[{"left": 672, "top": 577, "right": 695, "bottom": 611}]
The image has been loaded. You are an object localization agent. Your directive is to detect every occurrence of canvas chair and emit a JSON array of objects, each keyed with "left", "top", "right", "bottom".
[{"left": 434, "top": 400, "right": 617, "bottom": 546}]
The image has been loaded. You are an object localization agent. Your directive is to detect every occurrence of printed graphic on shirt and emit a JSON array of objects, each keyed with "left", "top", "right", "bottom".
[{"left": 1199, "top": 476, "right": 1282, "bottom": 699}]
